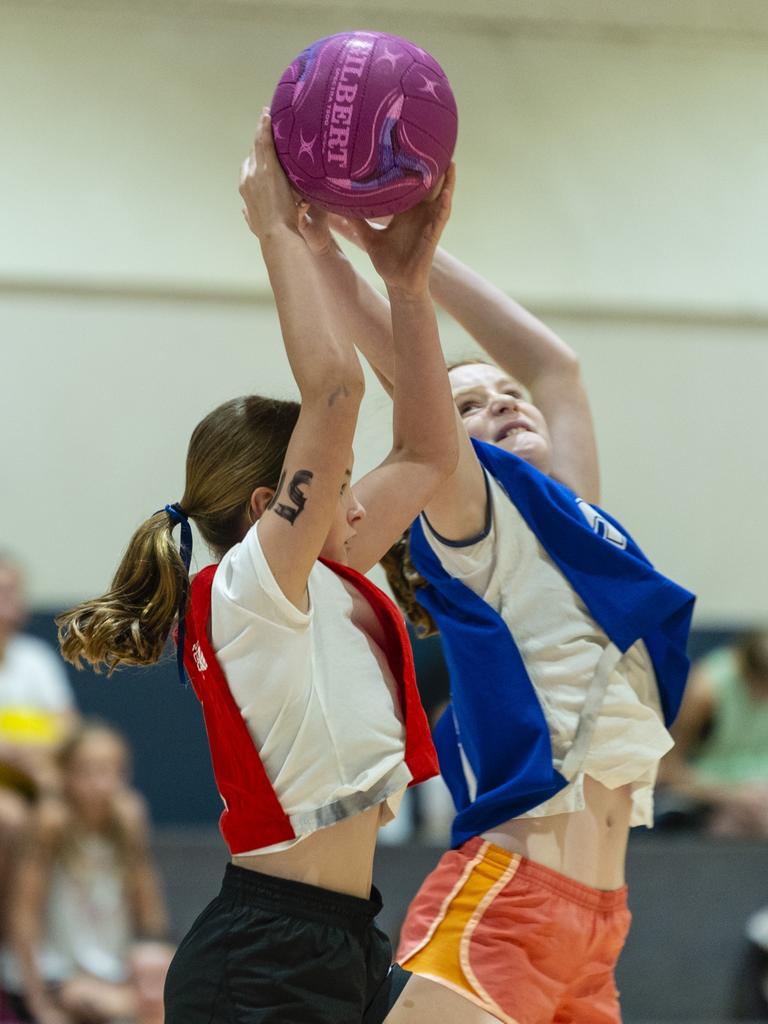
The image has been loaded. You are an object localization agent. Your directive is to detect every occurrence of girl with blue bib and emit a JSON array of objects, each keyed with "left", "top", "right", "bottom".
[{"left": 298, "top": 211, "right": 695, "bottom": 1024}]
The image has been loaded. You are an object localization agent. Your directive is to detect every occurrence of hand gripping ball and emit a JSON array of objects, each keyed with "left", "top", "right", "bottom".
[{"left": 270, "top": 31, "right": 458, "bottom": 218}]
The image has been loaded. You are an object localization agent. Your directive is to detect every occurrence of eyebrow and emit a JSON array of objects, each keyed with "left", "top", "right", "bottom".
[
  {"left": 453, "top": 379, "right": 527, "bottom": 400},
  {"left": 453, "top": 383, "right": 509, "bottom": 396}
]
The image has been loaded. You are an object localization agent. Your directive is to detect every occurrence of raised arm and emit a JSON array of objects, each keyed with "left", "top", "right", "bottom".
[
  {"left": 239, "top": 113, "right": 365, "bottom": 608},
  {"left": 310, "top": 215, "right": 600, "bottom": 539},
  {"left": 297, "top": 204, "right": 487, "bottom": 544},
  {"left": 297, "top": 171, "right": 459, "bottom": 574},
  {"left": 428, "top": 249, "right": 599, "bottom": 502}
]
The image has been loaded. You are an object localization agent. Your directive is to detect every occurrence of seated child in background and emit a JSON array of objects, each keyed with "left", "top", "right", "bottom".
[
  {"left": 0, "top": 555, "right": 79, "bottom": 943},
  {"left": 659, "top": 631, "right": 768, "bottom": 836},
  {"left": 4, "top": 721, "right": 172, "bottom": 1024}
]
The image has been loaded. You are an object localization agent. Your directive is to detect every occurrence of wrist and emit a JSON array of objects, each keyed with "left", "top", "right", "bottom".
[
  {"left": 259, "top": 221, "right": 300, "bottom": 246},
  {"left": 385, "top": 282, "right": 430, "bottom": 303}
]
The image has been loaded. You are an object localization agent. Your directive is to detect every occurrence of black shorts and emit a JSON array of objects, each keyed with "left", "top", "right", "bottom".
[{"left": 164, "top": 862, "right": 411, "bottom": 1024}]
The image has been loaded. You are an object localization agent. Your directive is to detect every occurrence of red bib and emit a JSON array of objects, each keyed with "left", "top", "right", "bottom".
[{"left": 183, "top": 558, "right": 438, "bottom": 854}]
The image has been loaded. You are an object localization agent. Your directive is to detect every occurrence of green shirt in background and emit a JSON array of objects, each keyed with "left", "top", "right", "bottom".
[{"left": 691, "top": 647, "right": 768, "bottom": 785}]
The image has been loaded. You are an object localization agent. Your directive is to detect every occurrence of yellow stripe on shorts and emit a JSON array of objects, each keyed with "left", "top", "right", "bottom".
[{"left": 403, "top": 841, "right": 518, "bottom": 997}]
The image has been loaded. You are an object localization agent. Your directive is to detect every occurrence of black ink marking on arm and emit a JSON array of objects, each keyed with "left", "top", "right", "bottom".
[
  {"left": 272, "top": 469, "right": 314, "bottom": 525},
  {"left": 328, "top": 383, "right": 350, "bottom": 407}
]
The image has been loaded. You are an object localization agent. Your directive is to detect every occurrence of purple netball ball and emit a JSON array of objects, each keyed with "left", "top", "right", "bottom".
[{"left": 270, "top": 31, "right": 458, "bottom": 219}]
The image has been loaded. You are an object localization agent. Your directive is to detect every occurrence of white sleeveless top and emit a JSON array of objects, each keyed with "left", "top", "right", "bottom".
[
  {"left": 210, "top": 524, "right": 412, "bottom": 854},
  {"left": 422, "top": 473, "right": 673, "bottom": 827}
]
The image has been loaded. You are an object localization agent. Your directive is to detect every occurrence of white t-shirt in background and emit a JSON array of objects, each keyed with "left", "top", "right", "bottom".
[{"left": 0, "top": 634, "right": 74, "bottom": 713}]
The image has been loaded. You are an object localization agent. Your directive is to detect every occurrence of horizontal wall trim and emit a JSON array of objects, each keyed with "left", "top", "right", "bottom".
[
  {"left": 2, "top": 275, "right": 768, "bottom": 331},
  {"left": 6, "top": 0, "right": 768, "bottom": 47}
]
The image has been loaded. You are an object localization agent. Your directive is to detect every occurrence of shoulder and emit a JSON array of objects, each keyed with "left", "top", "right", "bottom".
[
  {"left": 418, "top": 471, "right": 533, "bottom": 593},
  {"left": 189, "top": 564, "right": 217, "bottom": 596},
  {"left": 212, "top": 526, "right": 315, "bottom": 631}
]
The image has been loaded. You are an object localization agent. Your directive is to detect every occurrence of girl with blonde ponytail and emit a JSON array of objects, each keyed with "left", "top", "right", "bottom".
[{"left": 57, "top": 113, "right": 498, "bottom": 1024}]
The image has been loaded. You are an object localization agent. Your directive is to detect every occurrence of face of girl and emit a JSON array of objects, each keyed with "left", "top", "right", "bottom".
[
  {"left": 65, "top": 731, "right": 128, "bottom": 820},
  {"left": 448, "top": 363, "right": 553, "bottom": 475},
  {"left": 319, "top": 455, "right": 366, "bottom": 565}
]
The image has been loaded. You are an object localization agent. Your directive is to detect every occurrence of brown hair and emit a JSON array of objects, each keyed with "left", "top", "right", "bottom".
[
  {"left": 57, "top": 396, "right": 299, "bottom": 674},
  {"left": 380, "top": 531, "right": 437, "bottom": 639},
  {"left": 55, "top": 720, "right": 138, "bottom": 871}
]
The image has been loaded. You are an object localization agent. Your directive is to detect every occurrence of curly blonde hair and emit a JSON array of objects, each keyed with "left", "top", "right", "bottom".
[{"left": 379, "top": 531, "right": 435, "bottom": 638}]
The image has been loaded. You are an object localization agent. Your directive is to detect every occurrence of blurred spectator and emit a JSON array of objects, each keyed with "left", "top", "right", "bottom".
[
  {"left": 658, "top": 631, "right": 768, "bottom": 835},
  {"left": 0, "top": 555, "right": 78, "bottom": 941},
  {"left": 3, "top": 721, "right": 173, "bottom": 1024}
]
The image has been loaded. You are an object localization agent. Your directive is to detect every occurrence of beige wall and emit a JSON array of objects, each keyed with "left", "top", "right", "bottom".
[{"left": 2, "top": 0, "right": 767, "bottom": 623}]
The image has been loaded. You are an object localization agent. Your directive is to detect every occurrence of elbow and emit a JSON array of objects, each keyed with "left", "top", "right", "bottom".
[
  {"left": 394, "top": 421, "right": 459, "bottom": 479},
  {"left": 393, "top": 436, "right": 459, "bottom": 484},
  {"left": 531, "top": 345, "right": 581, "bottom": 385},
  {"left": 300, "top": 360, "right": 365, "bottom": 407},
  {"left": 552, "top": 347, "right": 581, "bottom": 382},
  {"left": 418, "top": 454, "right": 459, "bottom": 506},
  {"left": 422, "top": 424, "right": 460, "bottom": 479}
]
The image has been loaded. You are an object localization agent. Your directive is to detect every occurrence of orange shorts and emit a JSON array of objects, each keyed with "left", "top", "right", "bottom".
[{"left": 397, "top": 837, "right": 631, "bottom": 1024}]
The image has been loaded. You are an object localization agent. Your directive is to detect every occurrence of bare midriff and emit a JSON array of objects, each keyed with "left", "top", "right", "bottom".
[
  {"left": 482, "top": 776, "right": 634, "bottom": 890},
  {"left": 232, "top": 802, "right": 383, "bottom": 899},
  {"left": 229, "top": 577, "right": 403, "bottom": 901}
]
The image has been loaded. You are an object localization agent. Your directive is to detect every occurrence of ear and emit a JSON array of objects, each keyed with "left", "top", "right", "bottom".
[{"left": 249, "top": 486, "right": 276, "bottom": 523}]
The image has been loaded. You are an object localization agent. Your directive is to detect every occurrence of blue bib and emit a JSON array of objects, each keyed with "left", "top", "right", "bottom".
[{"left": 409, "top": 440, "right": 695, "bottom": 847}]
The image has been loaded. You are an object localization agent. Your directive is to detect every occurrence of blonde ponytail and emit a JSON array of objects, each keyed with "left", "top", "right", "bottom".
[
  {"left": 57, "top": 395, "right": 301, "bottom": 677},
  {"left": 57, "top": 509, "right": 189, "bottom": 674}
]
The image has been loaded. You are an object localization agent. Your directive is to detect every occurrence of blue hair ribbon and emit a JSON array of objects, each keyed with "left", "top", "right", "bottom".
[{"left": 164, "top": 503, "right": 193, "bottom": 686}]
